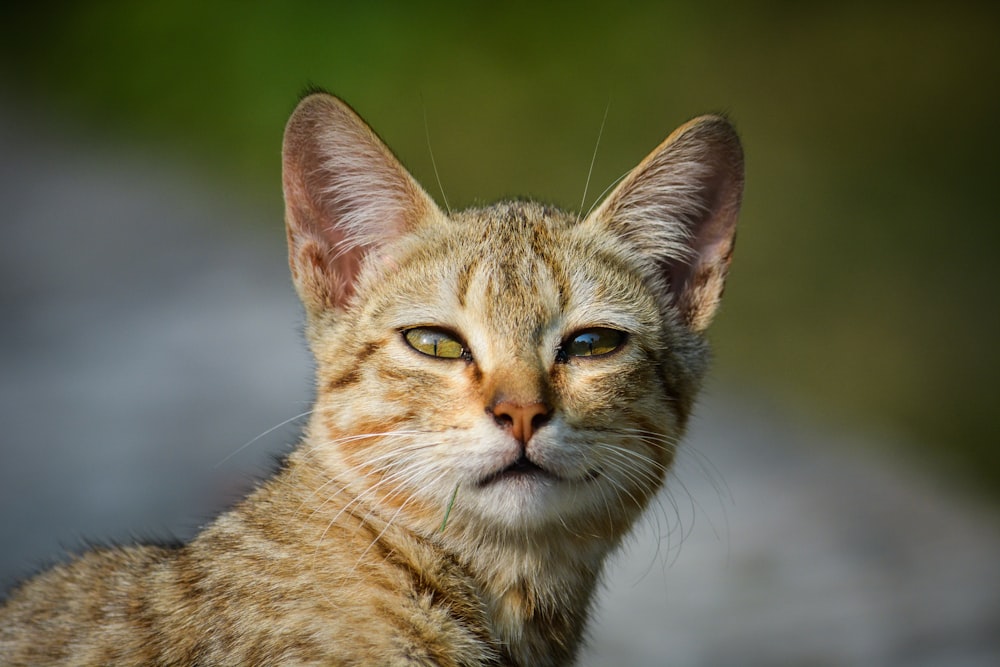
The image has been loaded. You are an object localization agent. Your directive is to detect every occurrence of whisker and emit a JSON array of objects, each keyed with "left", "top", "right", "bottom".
[
  {"left": 672, "top": 444, "right": 732, "bottom": 550},
  {"left": 214, "top": 409, "right": 313, "bottom": 467},
  {"left": 295, "top": 429, "right": 428, "bottom": 462},
  {"left": 589, "top": 437, "right": 701, "bottom": 569},
  {"left": 582, "top": 170, "right": 629, "bottom": 221},
  {"left": 303, "top": 441, "right": 440, "bottom": 525},
  {"left": 350, "top": 478, "right": 426, "bottom": 571},
  {"left": 595, "top": 448, "right": 661, "bottom": 491},
  {"left": 578, "top": 98, "right": 612, "bottom": 223},
  {"left": 309, "top": 469, "right": 418, "bottom": 577},
  {"left": 682, "top": 443, "right": 733, "bottom": 505},
  {"left": 422, "top": 97, "right": 451, "bottom": 215},
  {"left": 294, "top": 436, "right": 438, "bottom": 517}
]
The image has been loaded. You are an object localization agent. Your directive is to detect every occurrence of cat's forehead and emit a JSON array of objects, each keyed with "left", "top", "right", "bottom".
[
  {"left": 451, "top": 201, "right": 585, "bottom": 262},
  {"left": 362, "top": 200, "right": 656, "bottom": 344},
  {"left": 450, "top": 202, "right": 576, "bottom": 316},
  {"left": 371, "top": 202, "right": 557, "bottom": 337}
]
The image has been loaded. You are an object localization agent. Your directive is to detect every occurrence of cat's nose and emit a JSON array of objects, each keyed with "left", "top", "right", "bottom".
[{"left": 490, "top": 401, "right": 551, "bottom": 444}]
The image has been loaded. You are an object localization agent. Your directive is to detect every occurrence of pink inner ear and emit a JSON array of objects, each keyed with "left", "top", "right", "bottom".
[
  {"left": 670, "top": 178, "right": 740, "bottom": 331},
  {"left": 284, "top": 151, "right": 373, "bottom": 310},
  {"left": 669, "top": 166, "right": 740, "bottom": 291}
]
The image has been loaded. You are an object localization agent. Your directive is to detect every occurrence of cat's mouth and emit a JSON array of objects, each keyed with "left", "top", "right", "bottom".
[{"left": 477, "top": 455, "right": 555, "bottom": 487}]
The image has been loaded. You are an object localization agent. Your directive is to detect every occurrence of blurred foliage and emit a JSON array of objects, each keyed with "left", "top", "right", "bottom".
[{"left": 1, "top": 1, "right": 998, "bottom": 495}]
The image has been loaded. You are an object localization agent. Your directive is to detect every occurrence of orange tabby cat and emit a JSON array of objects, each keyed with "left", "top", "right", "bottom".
[{"left": 0, "top": 92, "right": 743, "bottom": 666}]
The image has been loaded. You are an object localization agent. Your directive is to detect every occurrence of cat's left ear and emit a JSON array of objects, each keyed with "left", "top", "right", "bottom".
[
  {"left": 282, "top": 92, "right": 443, "bottom": 316},
  {"left": 586, "top": 115, "right": 744, "bottom": 332}
]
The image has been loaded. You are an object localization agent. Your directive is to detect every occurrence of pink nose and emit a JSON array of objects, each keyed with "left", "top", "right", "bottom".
[{"left": 490, "top": 401, "right": 551, "bottom": 444}]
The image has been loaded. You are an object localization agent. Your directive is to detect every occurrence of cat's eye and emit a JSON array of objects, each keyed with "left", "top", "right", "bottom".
[
  {"left": 403, "top": 327, "right": 469, "bottom": 360},
  {"left": 560, "top": 328, "right": 626, "bottom": 360}
]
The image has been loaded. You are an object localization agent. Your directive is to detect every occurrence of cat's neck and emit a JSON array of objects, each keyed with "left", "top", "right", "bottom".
[
  {"left": 448, "top": 526, "right": 613, "bottom": 666},
  {"left": 274, "top": 446, "right": 616, "bottom": 665}
]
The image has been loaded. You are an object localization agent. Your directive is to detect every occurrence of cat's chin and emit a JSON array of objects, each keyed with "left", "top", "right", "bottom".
[{"left": 461, "top": 455, "right": 603, "bottom": 529}]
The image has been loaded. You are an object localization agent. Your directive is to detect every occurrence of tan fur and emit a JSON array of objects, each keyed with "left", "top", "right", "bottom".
[{"left": 1, "top": 93, "right": 743, "bottom": 666}]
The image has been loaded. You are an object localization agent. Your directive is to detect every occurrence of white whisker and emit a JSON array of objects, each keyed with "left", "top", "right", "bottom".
[
  {"left": 578, "top": 99, "right": 611, "bottom": 223},
  {"left": 582, "top": 170, "right": 629, "bottom": 221},
  {"left": 422, "top": 99, "right": 451, "bottom": 215},
  {"left": 214, "top": 409, "right": 313, "bottom": 467}
]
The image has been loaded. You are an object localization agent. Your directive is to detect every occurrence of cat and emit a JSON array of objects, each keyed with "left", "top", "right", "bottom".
[{"left": 0, "top": 91, "right": 743, "bottom": 666}]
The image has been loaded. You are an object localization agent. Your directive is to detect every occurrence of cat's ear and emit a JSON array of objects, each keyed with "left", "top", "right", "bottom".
[
  {"left": 586, "top": 115, "right": 744, "bottom": 332},
  {"left": 282, "top": 92, "right": 442, "bottom": 315}
]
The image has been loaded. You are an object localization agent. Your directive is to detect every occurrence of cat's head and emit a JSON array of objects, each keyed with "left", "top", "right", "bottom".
[{"left": 282, "top": 93, "right": 742, "bottom": 541}]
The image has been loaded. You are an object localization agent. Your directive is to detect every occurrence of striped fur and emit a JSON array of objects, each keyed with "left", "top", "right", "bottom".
[{"left": 1, "top": 93, "right": 743, "bottom": 666}]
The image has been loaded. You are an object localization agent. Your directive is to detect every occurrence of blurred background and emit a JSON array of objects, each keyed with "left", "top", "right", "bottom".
[{"left": 1, "top": 2, "right": 998, "bottom": 665}]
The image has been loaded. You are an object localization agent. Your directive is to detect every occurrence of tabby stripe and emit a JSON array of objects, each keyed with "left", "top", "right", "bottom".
[
  {"left": 326, "top": 341, "right": 380, "bottom": 391},
  {"left": 456, "top": 258, "right": 479, "bottom": 308}
]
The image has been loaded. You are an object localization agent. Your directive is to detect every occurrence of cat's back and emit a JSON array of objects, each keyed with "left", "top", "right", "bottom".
[
  {"left": 1, "top": 544, "right": 176, "bottom": 665},
  {"left": 1, "top": 486, "right": 501, "bottom": 667}
]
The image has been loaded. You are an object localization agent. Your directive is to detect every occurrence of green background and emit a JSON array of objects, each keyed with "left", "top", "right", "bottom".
[{"left": 2, "top": 2, "right": 997, "bottom": 496}]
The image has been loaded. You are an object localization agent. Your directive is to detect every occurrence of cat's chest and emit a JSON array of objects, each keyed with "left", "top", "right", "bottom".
[{"left": 472, "top": 558, "right": 601, "bottom": 667}]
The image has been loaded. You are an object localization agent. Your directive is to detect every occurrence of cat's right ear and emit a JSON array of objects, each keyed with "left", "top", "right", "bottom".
[{"left": 282, "top": 93, "right": 442, "bottom": 316}]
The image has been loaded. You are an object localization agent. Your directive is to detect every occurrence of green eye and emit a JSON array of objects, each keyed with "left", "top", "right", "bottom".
[
  {"left": 563, "top": 328, "right": 626, "bottom": 358},
  {"left": 404, "top": 327, "right": 468, "bottom": 359}
]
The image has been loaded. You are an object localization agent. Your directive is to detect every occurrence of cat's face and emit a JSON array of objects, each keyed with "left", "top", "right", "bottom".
[
  {"left": 282, "top": 94, "right": 742, "bottom": 540},
  {"left": 308, "top": 201, "right": 689, "bottom": 535}
]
